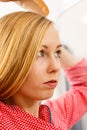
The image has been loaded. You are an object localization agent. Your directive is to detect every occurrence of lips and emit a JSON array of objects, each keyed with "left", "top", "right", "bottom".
[{"left": 44, "top": 80, "right": 58, "bottom": 89}]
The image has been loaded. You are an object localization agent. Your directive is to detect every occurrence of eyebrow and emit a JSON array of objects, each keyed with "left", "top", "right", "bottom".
[{"left": 42, "top": 44, "right": 62, "bottom": 49}]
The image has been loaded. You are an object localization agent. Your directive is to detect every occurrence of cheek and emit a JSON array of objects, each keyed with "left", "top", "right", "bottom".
[
  {"left": 30, "top": 61, "right": 47, "bottom": 77},
  {"left": 26, "top": 60, "right": 48, "bottom": 86}
]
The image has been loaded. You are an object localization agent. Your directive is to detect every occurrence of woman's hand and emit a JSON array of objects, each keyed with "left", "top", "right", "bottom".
[
  {"left": 60, "top": 47, "right": 79, "bottom": 68},
  {"left": 0, "top": 0, "right": 49, "bottom": 16}
]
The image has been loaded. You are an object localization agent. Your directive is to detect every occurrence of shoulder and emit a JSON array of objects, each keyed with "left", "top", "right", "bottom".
[
  {"left": 0, "top": 101, "right": 6, "bottom": 119},
  {"left": 0, "top": 101, "right": 14, "bottom": 116},
  {"left": 0, "top": 101, "right": 6, "bottom": 109},
  {"left": 0, "top": 101, "right": 7, "bottom": 115}
]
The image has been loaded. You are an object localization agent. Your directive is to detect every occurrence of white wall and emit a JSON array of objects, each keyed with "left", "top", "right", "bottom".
[
  {"left": 56, "top": 0, "right": 87, "bottom": 59},
  {"left": 0, "top": 1, "right": 25, "bottom": 18}
]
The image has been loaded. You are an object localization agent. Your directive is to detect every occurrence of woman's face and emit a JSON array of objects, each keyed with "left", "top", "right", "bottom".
[{"left": 14, "top": 24, "right": 62, "bottom": 102}]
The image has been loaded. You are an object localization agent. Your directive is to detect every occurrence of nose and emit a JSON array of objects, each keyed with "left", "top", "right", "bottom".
[{"left": 47, "top": 57, "right": 61, "bottom": 73}]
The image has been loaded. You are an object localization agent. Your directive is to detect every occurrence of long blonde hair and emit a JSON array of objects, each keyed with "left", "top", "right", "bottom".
[{"left": 0, "top": 11, "right": 52, "bottom": 101}]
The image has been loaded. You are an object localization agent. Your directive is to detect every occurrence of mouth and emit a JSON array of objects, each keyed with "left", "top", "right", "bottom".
[{"left": 44, "top": 80, "right": 58, "bottom": 89}]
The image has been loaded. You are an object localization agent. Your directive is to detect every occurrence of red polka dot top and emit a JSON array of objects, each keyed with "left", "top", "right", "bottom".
[{"left": 0, "top": 59, "right": 87, "bottom": 130}]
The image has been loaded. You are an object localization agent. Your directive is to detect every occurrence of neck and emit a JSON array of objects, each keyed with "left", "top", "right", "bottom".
[
  {"left": 22, "top": 101, "right": 40, "bottom": 117},
  {"left": 11, "top": 95, "right": 40, "bottom": 117}
]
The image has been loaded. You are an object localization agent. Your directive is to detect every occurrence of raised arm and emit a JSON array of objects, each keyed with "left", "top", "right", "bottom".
[{"left": 46, "top": 47, "right": 87, "bottom": 129}]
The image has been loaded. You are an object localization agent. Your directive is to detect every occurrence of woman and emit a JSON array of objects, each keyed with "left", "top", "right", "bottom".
[{"left": 0, "top": 11, "right": 87, "bottom": 130}]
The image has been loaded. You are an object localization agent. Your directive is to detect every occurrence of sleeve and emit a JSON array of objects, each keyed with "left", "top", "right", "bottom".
[{"left": 45, "top": 59, "right": 87, "bottom": 129}]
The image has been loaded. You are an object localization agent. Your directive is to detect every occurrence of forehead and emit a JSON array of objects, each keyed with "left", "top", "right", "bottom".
[{"left": 42, "top": 24, "right": 60, "bottom": 46}]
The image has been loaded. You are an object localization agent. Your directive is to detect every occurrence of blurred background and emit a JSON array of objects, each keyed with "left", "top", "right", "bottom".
[{"left": 0, "top": 0, "right": 87, "bottom": 129}]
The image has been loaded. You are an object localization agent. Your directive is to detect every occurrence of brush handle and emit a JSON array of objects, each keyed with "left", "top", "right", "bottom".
[{"left": 0, "top": 0, "right": 49, "bottom": 16}]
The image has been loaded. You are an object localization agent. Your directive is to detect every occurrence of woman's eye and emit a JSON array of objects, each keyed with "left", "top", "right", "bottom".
[
  {"left": 37, "top": 50, "right": 45, "bottom": 57},
  {"left": 54, "top": 50, "right": 61, "bottom": 58}
]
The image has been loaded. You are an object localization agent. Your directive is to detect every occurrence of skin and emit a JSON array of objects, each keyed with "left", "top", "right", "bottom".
[{"left": 12, "top": 24, "right": 62, "bottom": 117}]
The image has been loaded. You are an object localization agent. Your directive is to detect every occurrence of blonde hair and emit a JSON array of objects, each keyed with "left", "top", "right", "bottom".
[{"left": 0, "top": 11, "right": 52, "bottom": 101}]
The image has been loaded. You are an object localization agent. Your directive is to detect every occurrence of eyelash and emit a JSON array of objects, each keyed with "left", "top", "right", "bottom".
[
  {"left": 37, "top": 50, "right": 45, "bottom": 57},
  {"left": 54, "top": 50, "right": 61, "bottom": 58},
  {"left": 37, "top": 50, "right": 61, "bottom": 58}
]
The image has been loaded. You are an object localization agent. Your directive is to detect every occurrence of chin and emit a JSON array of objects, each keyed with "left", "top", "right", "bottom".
[{"left": 42, "top": 92, "right": 54, "bottom": 100}]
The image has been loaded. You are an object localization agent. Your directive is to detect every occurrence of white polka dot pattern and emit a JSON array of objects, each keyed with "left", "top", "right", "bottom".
[{"left": 0, "top": 101, "right": 60, "bottom": 130}]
